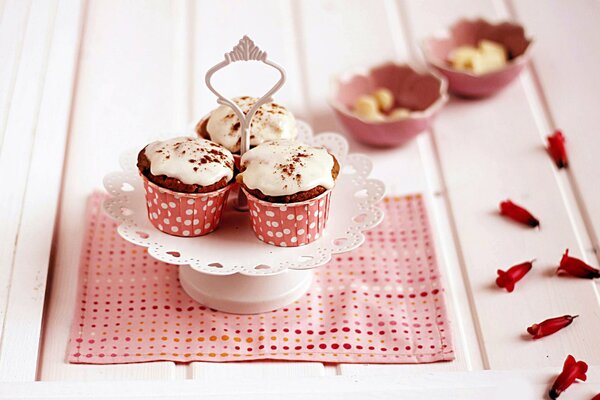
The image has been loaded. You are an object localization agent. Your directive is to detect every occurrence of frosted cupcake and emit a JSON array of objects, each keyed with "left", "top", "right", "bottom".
[
  {"left": 195, "top": 96, "right": 297, "bottom": 155},
  {"left": 137, "top": 136, "right": 234, "bottom": 237},
  {"left": 237, "top": 140, "right": 339, "bottom": 247}
]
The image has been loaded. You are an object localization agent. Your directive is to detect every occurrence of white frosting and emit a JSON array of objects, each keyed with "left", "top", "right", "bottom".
[
  {"left": 240, "top": 140, "right": 335, "bottom": 197},
  {"left": 145, "top": 136, "right": 234, "bottom": 186},
  {"left": 206, "top": 96, "right": 297, "bottom": 153}
]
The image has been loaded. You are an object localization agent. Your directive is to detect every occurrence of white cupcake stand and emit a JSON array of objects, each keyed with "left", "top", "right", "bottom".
[{"left": 103, "top": 36, "right": 385, "bottom": 314}]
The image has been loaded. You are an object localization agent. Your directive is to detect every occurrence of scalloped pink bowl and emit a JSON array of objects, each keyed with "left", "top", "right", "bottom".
[
  {"left": 330, "top": 63, "right": 448, "bottom": 148},
  {"left": 423, "top": 18, "right": 532, "bottom": 98}
]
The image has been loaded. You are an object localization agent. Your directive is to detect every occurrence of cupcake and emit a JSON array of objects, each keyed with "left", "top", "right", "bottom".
[
  {"left": 195, "top": 96, "right": 297, "bottom": 155},
  {"left": 137, "top": 136, "right": 234, "bottom": 237},
  {"left": 237, "top": 140, "right": 339, "bottom": 247}
]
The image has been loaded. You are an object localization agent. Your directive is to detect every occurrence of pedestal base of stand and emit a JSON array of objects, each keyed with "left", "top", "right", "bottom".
[{"left": 178, "top": 266, "right": 313, "bottom": 314}]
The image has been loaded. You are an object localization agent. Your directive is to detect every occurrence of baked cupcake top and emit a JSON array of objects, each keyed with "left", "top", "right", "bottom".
[
  {"left": 238, "top": 140, "right": 339, "bottom": 203},
  {"left": 137, "top": 136, "right": 234, "bottom": 193},
  {"left": 197, "top": 96, "right": 297, "bottom": 153}
]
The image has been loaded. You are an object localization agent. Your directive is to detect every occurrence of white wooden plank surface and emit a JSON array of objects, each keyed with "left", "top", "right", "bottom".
[
  {"left": 0, "top": 0, "right": 85, "bottom": 382},
  {"left": 38, "top": 0, "right": 181, "bottom": 381},
  {"left": 9, "top": 368, "right": 600, "bottom": 399},
  {"left": 507, "top": 0, "right": 600, "bottom": 261},
  {"left": 0, "top": 0, "right": 30, "bottom": 149},
  {"left": 400, "top": 0, "right": 600, "bottom": 369},
  {"left": 172, "top": 0, "right": 192, "bottom": 127},
  {"left": 294, "top": 0, "right": 482, "bottom": 374},
  {"left": 191, "top": 362, "right": 325, "bottom": 380},
  {"left": 0, "top": 0, "right": 59, "bottom": 381},
  {"left": 0, "top": 0, "right": 36, "bottom": 338},
  {"left": 0, "top": 372, "right": 544, "bottom": 400}
]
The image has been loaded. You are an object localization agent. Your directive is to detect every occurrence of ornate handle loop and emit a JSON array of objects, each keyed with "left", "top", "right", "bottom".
[
  {"left": 205, "top": 35, "right": 287, "bottom": 157},
  {"left": 205, "top": 36, "right": 286, "bottom": 210}
]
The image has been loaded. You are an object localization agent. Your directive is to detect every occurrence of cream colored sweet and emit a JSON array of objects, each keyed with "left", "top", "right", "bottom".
[
  {"left": 352, "top": 87, "right": 412, "bottom": 121},
  {"left": 239, "top": 140, "right": 335, "bottom": 197},
  {"left": 449, "top": 40, "right": 507, "bottom": 74},
  {"left": 353, "top": 95, "right": 385, "bottom": 121},
  {"left": 204, "top": 96, "right": 297, "bottom": 153},
  {"left": 373, "top": 88, "right": 394, "bottom": 111},
  {"left": 389, "top": 107, "right": 411, "bottom": 120},
  {"left": 145, "top": 136, "right": 234, "bottom": 186}
]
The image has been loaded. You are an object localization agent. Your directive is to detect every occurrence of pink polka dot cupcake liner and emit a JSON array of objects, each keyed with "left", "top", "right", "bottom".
[
  {"left": 243, "top": 189, "right": 332, "bottom": 247},
  {"left": 141, "top": 175, "right": 231, "bottom": 237}
]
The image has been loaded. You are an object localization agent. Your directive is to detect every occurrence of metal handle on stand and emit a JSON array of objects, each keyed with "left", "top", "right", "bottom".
[{"left": 204, "top": 36, "right": 287, "bottom": 210}]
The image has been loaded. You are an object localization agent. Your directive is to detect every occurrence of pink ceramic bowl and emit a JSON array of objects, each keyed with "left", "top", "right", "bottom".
[
  {"left": 330, "top": 62, "right": 448, "bottom": 147},
  {"left": 422, "top": 18, "right": 532, "bottom": 98}
]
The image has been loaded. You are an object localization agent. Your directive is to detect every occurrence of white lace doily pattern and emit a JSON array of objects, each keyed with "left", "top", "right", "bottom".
[{"left": 103, "top": 121, "right": 385, "bottom": 276}]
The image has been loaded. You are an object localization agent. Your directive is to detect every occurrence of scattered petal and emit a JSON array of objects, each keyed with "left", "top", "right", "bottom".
[
  {"left": 547, "top": 130, "right": 568, "bottom": 169},
  {"left": 557, "top": 249, "right": 600, "bottom": 279},
  {"left": 499, "top": 200, "right": 540, "bottom": 228},
  {"left": 527, "top": 315, "right": 578, "bottom": 339},
  {"left": 549, "top": 354, "right": 587, "bottom": 399},
  {"left": 496, "top": 260, "right": 534, "bottom": 292}
]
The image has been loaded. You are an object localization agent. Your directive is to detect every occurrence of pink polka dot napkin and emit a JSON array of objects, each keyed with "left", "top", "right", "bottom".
[{"left": 68, "top": 192, "right": 454, "bottom": 364}]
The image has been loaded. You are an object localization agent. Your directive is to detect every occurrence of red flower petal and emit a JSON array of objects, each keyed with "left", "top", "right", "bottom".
[
  {"left": 499, "top": 200, "right": 540, "bottom": 228},
  {"left": 496, "top": 260, "right": 533, "bottom": 292},
  {"left": 557, "top": 249, "right": 600, "bottom": 279},
  {"left": 591, "top": 394, "right": 600, "bottom": 400},
  {"left": 526, "top": 315, "right": 577, "bottom": 339},
  {"left": 549, "top": 354, "right": 588, "bottom": 399},
  {"left": 547, "top": 130, "right": 568, "bottom": 169}
]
